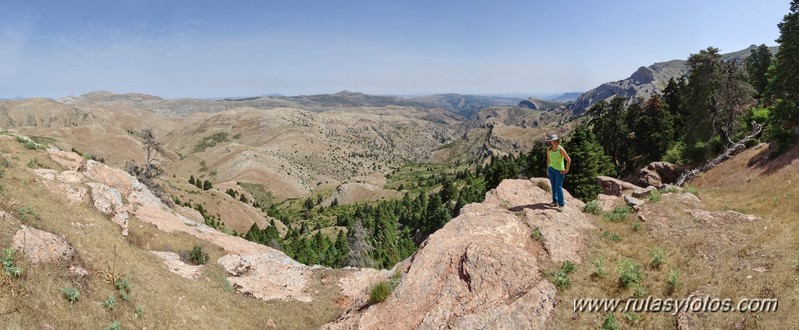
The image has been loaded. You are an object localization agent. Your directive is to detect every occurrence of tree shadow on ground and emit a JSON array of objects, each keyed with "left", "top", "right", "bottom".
[{"left": 747, "top": 142, "right": 799, "bottom": 175}]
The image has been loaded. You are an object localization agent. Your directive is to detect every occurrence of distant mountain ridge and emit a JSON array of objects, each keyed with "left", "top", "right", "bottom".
[{"left": 568, "top": 44, "right": 779, "bottom": 115}]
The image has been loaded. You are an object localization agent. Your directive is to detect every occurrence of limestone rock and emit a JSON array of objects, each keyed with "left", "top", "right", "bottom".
[
  {"left": 151, "top": 251, "right": 203, "bottom": 280},
  {"left": 218, "top": 254, "right": 312, "bottom": 302},
  {"left": 12, "top": 225, "right": 76, "bottom": 264},
  {"left": 47, "top": 149, "right": 86, "bottom": 171},
  {"left": 87, "top": 182, "right": 130, "bottom": 236},
  {"left": 68, "top": 265, "right": 89, "bottom": 278}
]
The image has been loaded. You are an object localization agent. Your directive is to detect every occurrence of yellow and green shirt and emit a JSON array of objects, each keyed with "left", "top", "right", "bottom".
[{"left": 548, "top": 146, "right": 565, "bottom": 171}]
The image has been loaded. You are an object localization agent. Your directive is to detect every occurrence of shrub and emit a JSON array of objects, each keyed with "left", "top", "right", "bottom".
[
  {"left": 105, "top": 320, "right": 121, "bottom": 330},
  {"left": 663, "top": 141, "right": 685, "bottom": 165},
  {"left": 647, "top": 189, "right": 661, "bottom": 202},
  {"left": 684, "top": 186, "right": 699, "bottom": 197},
  {"left": 531, "top": 227, "right": 543, "bottom": 241},
  {"left": 2, "top": 248, "right": 22, "bottom": 277},
  {"left": 601, "top": 313, "right": 620, "bottom": 330},
  {"left": 618, "top": 259, "right": 644, "bottom": 289},
  {"left": 650, "top": 248, "right": 664, "bottom": 269},
  {"left": 135, "top": 305, "right": 144, "bottom": 318},
  {"left": 16, "top": 136, "right": 38, "bottom": 150},
  {"left": 562, "top": 261, "right": 575, "bottom": 274},
  {"left": 62, "top": 287, "right": 80, "bottom": 303},
  {"left": 667, "top": 269, "right": 680, "bottom": 295},
  {"left": 603, "top": 206, "right": 631, "bottom": 222},
  {"left": 631, "top": 221, "right": 642, "bottom": 232},
  {"left": 115, "top": 276, "right": 131, "bottom": 292},
  {"left": 583, "top": 200, "right": 601, "bottom": 215},
  {"left": 188, "top": 245, "right": 209, "bottom": 265},
  {"left": 624, "top": 312, "right": 639, "bottom": 324},
  {"left": 631, "top": 283, "right": 648, "bottom": 298},
  {"left": 552, "top": 270, "right": 570, "bottom": 290},
  {"left": 368, "top": 281, "right": 392, "bottom": 304},
  {"left": 591, "top": 257, "right": 607, "bottom": 279},
  {"left": 103, "top": 294, "right": 116, "bottom": 309}
]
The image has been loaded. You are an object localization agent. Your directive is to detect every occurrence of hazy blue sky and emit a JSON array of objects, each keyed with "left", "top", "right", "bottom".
[{"left": 0, "top": 0, "right": 790, "bottom": 98}]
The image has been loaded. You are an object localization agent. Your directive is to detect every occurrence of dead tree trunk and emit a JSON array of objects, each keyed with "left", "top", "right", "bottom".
[{"left": 676, "top": 122, "right": 763, "bottom": 186}]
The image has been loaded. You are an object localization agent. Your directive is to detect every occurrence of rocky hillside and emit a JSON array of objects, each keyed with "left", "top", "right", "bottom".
[
  {"left": 1, "top": 130, "right": 795, "bottom": 328},
  {"left": 324, "top": 179, "right": 594, "bottom": 329},
  {"left": 568, "top": 45, "right": 779, "bottom": 116}
]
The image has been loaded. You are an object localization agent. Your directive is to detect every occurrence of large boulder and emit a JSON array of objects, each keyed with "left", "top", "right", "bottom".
[
  {"left": 596, "top": 175, "right": 647, "bottom": 197},
  {"left": 13, "top": 225, "right": 76, "bottom": 264},
  {"left": 324, "top": 179, "right": 594, "bottom": 329},
  {"left": 638, "top": 161, "right": 683, "bottom": 186}
]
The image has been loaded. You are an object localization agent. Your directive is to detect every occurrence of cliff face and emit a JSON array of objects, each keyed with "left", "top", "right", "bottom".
[
  {"left": 568, "top": 60, "right": 688, "bottom": 116},
  {"left": 324, "top": 179, "right": 594, "bottom": 329}
]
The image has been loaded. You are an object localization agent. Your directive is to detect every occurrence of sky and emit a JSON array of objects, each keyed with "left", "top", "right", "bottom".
[{"left": 0, "top": 0, "right": 791, "bottom": 98}]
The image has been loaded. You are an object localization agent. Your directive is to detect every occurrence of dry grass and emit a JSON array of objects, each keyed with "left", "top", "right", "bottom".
[
  {"left": 0, "top": 138, "right": 342, "bottom": 329},
  {"left": 545, "top": 143, "right": 799, "bottom": 329}
]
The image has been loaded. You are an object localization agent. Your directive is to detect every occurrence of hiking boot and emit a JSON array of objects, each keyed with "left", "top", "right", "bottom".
[
  {"left": 550, "top": 202, "right": 558, "bottom": 207},
  {"left": 557, "top": 206, "right": 564, "bottom": 212}
]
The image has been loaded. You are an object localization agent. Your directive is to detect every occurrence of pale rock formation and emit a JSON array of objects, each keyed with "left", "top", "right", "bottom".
[{"left": 12, "top": 225, "right": 76, "bottom": 264}]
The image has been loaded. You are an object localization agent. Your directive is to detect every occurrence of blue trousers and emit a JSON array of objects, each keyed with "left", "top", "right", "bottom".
[{"left": 548, "top": 166, "right": 566, "bottom": 207}]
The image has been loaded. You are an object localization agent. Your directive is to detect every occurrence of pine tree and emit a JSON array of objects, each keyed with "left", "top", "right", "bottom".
[
  {"left": 587, "top": 97, "right": 631, "bottom": 172},
  {"left": 631, "top": 95, "right": 675, "bottom": 164},
  {"left": 189, "top": 175, "right": 196, "bottom": 185},
  {"left": 202, "top": 180, "right": 212, "bottom": 190},
  {"left": 563, "top": 125, "right": 614, "bottom": 201},
  {"left": 766, "top": 1, "right": 799, "bottom": 151},
  {"left": 683, "top": 47, "right": 723, "bottom": 162},
  {"left": 663, "top": 76, "right": 688, "bottom": 140},
  {"left": 745, "top": 44, "right": 773, "bottom": 98}
]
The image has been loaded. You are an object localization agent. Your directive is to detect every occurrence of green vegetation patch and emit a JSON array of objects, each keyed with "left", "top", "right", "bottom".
[{"left": 193, "top": 132, "right": 229, "bottom": 153}]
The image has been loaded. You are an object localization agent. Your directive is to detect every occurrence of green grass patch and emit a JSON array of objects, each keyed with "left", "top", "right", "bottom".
[
  {"left": 603, "top": 206, "right": 631, "bottom": 222},
  {"left": 531, "top": 227, "right": 543, "bottom": 241},
  {"left": 368, "top": 281, "right": 392, "bottom": 304},
  {"left": 647, "top": 189, "right": 661, "bottom": 202},
  {"left": 583, "top": 200, "right": 601, "bottom": 215},
  {"left": 667, "top": 268, "right": 680, "bottom": 295}
]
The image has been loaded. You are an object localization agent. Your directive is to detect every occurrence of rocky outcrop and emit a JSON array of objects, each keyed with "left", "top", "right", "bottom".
[
  {"left": 595, "top": 194, "right": 621, "bottom": 212},
  {"left": 638, "top": 161, "right": 683, "bottom": 186},
  {"left": 151, "top": 251, "right": 203, "bottom": 280},
  {"left": 87, "top": 182, "right": 130, "bottom": 236},
  {"left": 597, "top": 175, "right": 649, "bottom": 197},
  {"left": 518, "top": 99, "right": 539, "bottom": 110},
  {"left": 569, "top": 60, "right": 689, "bottom": 115},
  {"left": 324, "top": 179, "right": 594, "bottom": 329},
  {"left": 12, "top": 225, "right": 76, "bottom": 264},
  {"left": 34, "top": 148, "right": 381, "bottom": 304}
]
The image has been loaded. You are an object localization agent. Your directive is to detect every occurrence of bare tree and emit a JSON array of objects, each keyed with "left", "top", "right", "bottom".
[{"left": 126, "top": 129, "right": 171, "bottom": 206}]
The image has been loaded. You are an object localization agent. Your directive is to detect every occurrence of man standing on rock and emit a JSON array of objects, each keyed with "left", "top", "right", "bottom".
[{"left": 545, "top": 134, "right": 571, "bottom": 212}]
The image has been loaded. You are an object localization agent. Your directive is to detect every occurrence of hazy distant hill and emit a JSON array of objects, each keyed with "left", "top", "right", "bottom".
[
  {"left": 550, "top": 92, "right": 582, "bottom": 102},
  {"left": 568, "top": 44, "right": 779, "bottom": 115}
]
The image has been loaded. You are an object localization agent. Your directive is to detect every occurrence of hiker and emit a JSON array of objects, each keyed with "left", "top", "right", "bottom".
[{"left": 545, "top": 134, "right": 571, "bottom": 212}]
